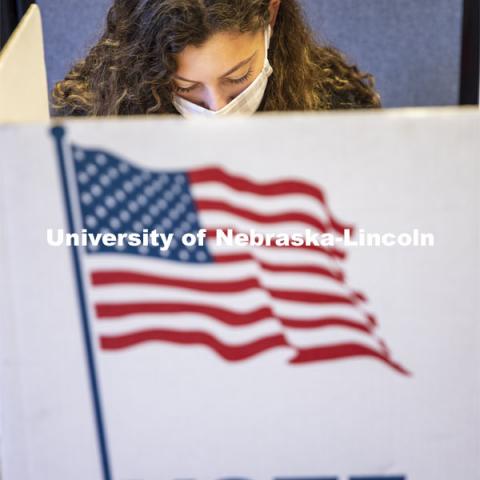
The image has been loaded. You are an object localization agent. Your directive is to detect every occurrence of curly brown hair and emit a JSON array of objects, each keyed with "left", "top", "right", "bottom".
[{"left": 52, "top": 0, "right": 381, "bottom": 116}]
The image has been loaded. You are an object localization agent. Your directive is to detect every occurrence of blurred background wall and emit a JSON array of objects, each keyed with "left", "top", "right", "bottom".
[{"left": 31, "top": 0, "right": 470, "bottom": 108}]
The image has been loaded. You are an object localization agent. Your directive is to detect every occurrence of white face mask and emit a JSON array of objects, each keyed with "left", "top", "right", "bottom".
[{"left": 172, "top": 26, "right": 273, "bottom": 118}]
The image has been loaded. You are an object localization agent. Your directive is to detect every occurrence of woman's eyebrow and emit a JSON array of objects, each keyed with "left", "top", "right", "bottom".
[
  {"left": 173, "top": 75, "right": 199, "bottom": 84},
  {"left": 174, "top": 51, "right": 257, "bottom": 83},
  {"left": 219, "top": 51, "right": 257, "bottom": 78}
]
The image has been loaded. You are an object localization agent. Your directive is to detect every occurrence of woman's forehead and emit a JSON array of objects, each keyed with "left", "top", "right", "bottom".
[{"left": 175, "top": 30, "right": 263, "bottom": 81}]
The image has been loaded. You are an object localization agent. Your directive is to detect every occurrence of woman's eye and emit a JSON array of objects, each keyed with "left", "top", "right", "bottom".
[
  {"left": 174, "top": 84, "right": 196, "bottom": 93},
  {"left": 227, "top": 68, "right": 253, "bottom": 85}
]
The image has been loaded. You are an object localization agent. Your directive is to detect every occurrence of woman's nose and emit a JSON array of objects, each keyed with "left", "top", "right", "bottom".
[{"left": 204, "top": 88, "right": 229, "bottom": 111}]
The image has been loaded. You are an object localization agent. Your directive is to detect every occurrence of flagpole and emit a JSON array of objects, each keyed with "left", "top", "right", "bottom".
[{"left": 50, "top": 126, "right": 113, "bottom": 480}]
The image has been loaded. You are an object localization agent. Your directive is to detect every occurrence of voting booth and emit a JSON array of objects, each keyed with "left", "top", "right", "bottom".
[
  {"left": 0, "top": 108, "right": 479, "bottom": 480},
  {"left": 0, "top": 5, "right": 49, "bottom": 123},
  {"left": 0, "top": 2, "right": 479, "bottom": 480}
]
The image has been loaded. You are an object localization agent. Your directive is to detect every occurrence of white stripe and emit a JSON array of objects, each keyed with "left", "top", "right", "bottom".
[
  {"left": 85, "top": 257, "right": 350, "bottom": 297},
  {"left": 191, "top": 183, "right": 332, "bottom": 225},
  {"left": 90, "top": 284, "right": 271, "bottom": 308},
  {"left": 208, "top": 241, "right": 341, "bottom": 271},
  {"left": 198, "top": 212, "right": 335, "bottom": 236},
  {"left": 284, "top": 327, "right": 383, "bottom": 352},
  {"left": 88, "top": 285, "right": 371, "bottom": 325},
  {"left": 95, "top": 313, "right": 380, "bottom": 352},
  {"left": 95, "top": 313, "right": 283, "bottom": 345},
  {"left": 85, "top": 254, "right": 339, "bottom": 282},
  {"left": 85, "top": 244, "right": 341, "bottom": 273},
  {"left": 207, "top": 240, "right": 343, "bottom": 273},
  {"left": 269, "top": 299, "right": 371, "bottom": 323}
]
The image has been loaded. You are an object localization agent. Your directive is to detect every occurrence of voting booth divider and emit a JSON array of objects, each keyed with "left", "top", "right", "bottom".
[
  {"left": 0, "top": 108, "right": 479, "bottom": 480},
  {"left": 0, "top": 5, "right": 49, "bottom": 123}
]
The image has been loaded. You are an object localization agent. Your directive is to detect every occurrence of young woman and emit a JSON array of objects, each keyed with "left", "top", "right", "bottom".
[{"left": 52, "top": 0, "right": 381, "bottom": 117}]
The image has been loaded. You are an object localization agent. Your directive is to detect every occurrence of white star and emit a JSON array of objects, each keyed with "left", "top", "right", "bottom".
[
  {"left": 108, "top": 167, "right": 119, "bottom": 180},
  {"left": 96, "top": 154, "right": 108, "bottom": 166},
  {"left": 85, "top": 215, "right": 97, "bottom": 228},
  {"left": 154, "top": 178, "right": 164, "bottom": 189},
  {"left": 137, "top": 194, "right": 148, "bottom": 206},
  {"left": 91, "top": 184, "right": 102, "bottom": 197},
  {"left": 119, "top": 210, "right": 131, "bottom": 222},
  {"left": 171, "top": 184, "right": 182, "bottom": 195},
  {"left": 81, "top": 192, "right": 93, "bottom": 205},
  {"left": 141, "top": 213, "right": 152, "bottom": 225},
  {"left": 176, "top": 204, "right": 186, "bottom": 215},
  {"left": 178, "top": 250, "right": 190, "bottom": 261},
  {"left": 109, "top": 217, "right": 121, "bottom": 229},
  {"left": 86, "top": 164, "right": 98, "bottom": 176},
  {"left": 105, "top": 196, "right": 116, "bottom": 208},
  {"left": 196, "top": 251, "right": 207, "bottom": 262},
  {"left": 138, "top": 245, "right": 149, "bottom": 255},
  {"left": 145, "top": 185, "right": 155, "bottom": 197},
  {"left": 123, "top": 181, "right": 134, "bottom": 193},
  {"left": 149, "top": 205, "right": 160, "bottom": 216},
  {"left": 74, "top": 150, "right": 85, "bottom": 162},
  {"left": 132, "top": 175, "right": 143, "bottom": 187},
  {"left": 119, "top": 163, "right": 130, "bottom": 174},
  {"left": 95, "top": 206, "right": 107, "bottom": 218},
  {"left": 128, "top": 201, "right": 139, "bottom": 213},
  {"left": 115, "top": 190, "right": 126, "bottom": 202},
  {"left": 100, "top": 175, "right": 111, "bottom": 187},
  {"left": 174, "top": 174, "right": 185, "bottom": 185},
  {"left": 78, "top": 172, "right": 89, "bottom": 184}
]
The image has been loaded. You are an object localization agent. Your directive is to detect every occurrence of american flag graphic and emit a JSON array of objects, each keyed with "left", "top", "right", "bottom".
[{"left": 64, "top": 139, "right": 407, "bottom": 374}]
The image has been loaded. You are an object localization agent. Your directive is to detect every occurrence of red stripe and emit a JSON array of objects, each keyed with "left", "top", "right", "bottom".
[
  {"left": 188, "top": 167, "right": 352, "bottom": 234},
  {"left": 99, "top": 330, "right": 407, "bottom": 374},
  {"left": 353, "top": 291, "right": 367, "bottom": 302},
  {"left": 206, "top": 228, "right": 346, "bottom": 259},
  {"left": 91, "top": 270, "right": 358, "bottom": 305},
  {"left": 100, "top": 329, "right": 289, "bottom": 361},
  {"left": 197, "top": 199, "right": 330, "bottom": 233},
  {"left": 280, "top": 317, "right": 371, "bottom": 333},
  {"left": 213, "top": 252, "right": 344, "bottom": 281},
  {"left": 92, "top": 270, "right": 262, "bottom": 293},
  {"left": 95, "top": 302, "right": 372, "bottom": 333},
  {"left": 271, "top": 289, "right": 356, "bottom": 305},
  {"left": 96, "top": 302, "right": 272, "bottom": 324},
  {"left": 290, "top": 343, "right": 410, "bottom": 375}
]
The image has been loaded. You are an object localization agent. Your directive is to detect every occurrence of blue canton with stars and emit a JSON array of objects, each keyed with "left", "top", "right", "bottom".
[{"left": 71, "top": 145, "right": 213, "bottom": 263}]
